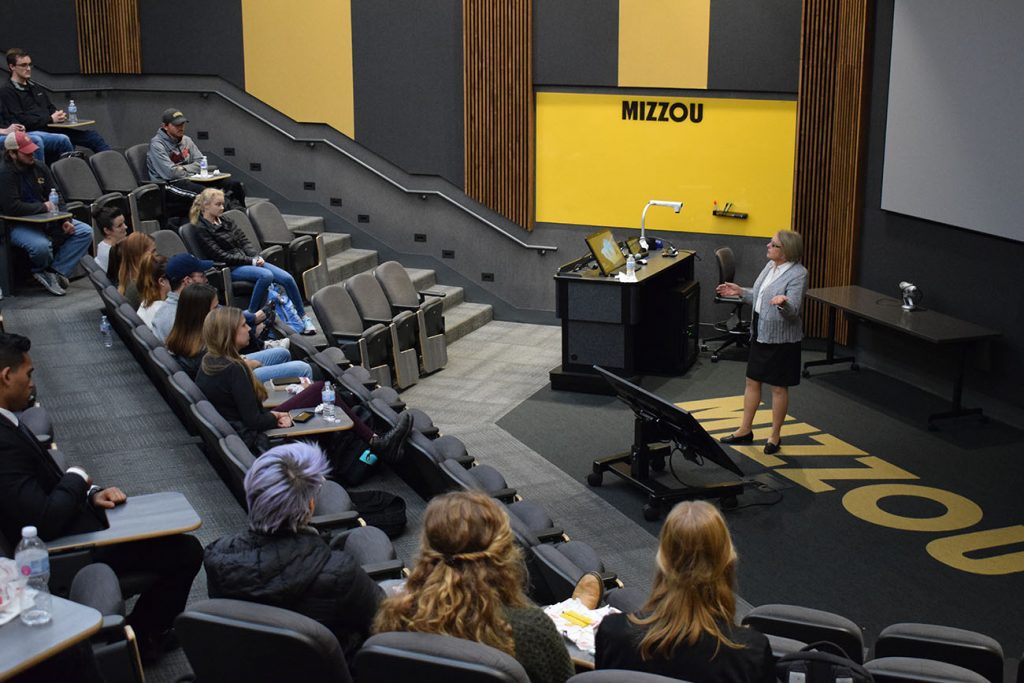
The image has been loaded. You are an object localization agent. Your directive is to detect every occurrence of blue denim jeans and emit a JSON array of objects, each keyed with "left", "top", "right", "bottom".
[
  {"left": 27, "top": 131, "right": 73, "bottom": 163},
  {"left": 9, "top": 219, "right": 92, "bottom": 274},
  {"left": 245, "top": 347, "right": 313, "bottom": 383},
  {"left": 63, "top": 128, "right": 110, "bottom": 153},
  {"left": 231, "top": 263, "right": 306, "bottom": 316}
]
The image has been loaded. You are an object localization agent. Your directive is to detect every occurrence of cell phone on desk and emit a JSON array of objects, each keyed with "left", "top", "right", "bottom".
[
  {"left": 271, "top": 376, "right": 301, "bottom": 387},
  {"left": 292, "top": 411, "right": 314, "bottom": 423}
]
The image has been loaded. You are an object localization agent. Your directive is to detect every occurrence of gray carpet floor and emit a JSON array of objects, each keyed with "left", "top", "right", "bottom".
[{"left": 2, "top": 279, "right": 670, "bottom": 681}]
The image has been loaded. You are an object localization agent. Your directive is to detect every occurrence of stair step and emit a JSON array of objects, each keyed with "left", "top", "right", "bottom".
[
  {"left": 245, "top": 196, "right": 269, "bottom": 207},
  {"left": 319, "top": 233, "right": 353, "bottom": 257},
  {"left": 284, "top": 214, "right": 324, "bottom": 235},
  {"left": 431, "top": 284, "right": 464, "bottom": 311},
  {"left": 325, "top": 249, "right": 378, "bottom": 282},
  {"left": 443, "top": 303, "right": 493, "bottom": 344},
  {"left": 404, "top": 268, "right": 437, "bottom": 291}
]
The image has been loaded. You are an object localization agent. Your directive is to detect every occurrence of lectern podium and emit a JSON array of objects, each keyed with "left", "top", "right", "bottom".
[{"left": 550, "top": 249, "right": 698, "bottom": 393}]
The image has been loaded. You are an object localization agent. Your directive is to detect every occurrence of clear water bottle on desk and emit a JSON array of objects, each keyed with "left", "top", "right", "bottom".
[
  {"left": 100, "top": 315, "right": 112, "bottom": 348},
  {"left": 48, "top": 188, "right": 60, "bottom": 215},
  {"left": 15, "top": 526, "right": 52, "bottom": 626},
  {"left": 321, "top": 382, "right": 337, "bottom": 422},
  {"left": 67, "top": 99, "right": 78, "bottom": 124},
  {"left": 625, "top": 253, "right": 636, "bottom": 278},
  {"left": 199, "top": 155, "right": 208, "bottom": 177}
]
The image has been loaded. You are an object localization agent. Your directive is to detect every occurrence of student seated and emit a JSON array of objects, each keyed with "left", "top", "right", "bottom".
[
  {"left": 93, "top": 205, "right": 127, "bottom": 273},
  {"left": 136, "top": 252, "right": 169, "bottom": 329},
  {"left": 116, "top": 232, "right": 155, "bottom": 309},
  {"left": 203, "top": 443, "right": 384, "bottom": 664},
  {"left": 167, "top": 283, "right": 311, "bottom": 383},
  {"left": 374, "top": 491, "right": 575, "bottom": 683},
  {"left": 195, "top": 307, "right": 410, "bottom": 471},
  {"left": 595, "top": 500, "right": 774, "bottom": 683}
]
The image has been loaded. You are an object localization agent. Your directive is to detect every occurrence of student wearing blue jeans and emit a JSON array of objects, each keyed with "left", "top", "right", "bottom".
[
  {"left": 0, "top": 131, "right": 91, "bottom": 295},
  {"left": 190, "top": 187, "right": 316, "bottom": 335}
]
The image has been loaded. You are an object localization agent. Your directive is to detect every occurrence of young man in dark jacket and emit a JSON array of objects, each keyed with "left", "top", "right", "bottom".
[{"left": 0, "top": 131, "right": 92, "bottom": 295}]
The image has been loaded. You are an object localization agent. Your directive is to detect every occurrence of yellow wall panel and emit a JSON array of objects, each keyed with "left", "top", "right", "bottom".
[
  {"left": 535, "top": 92, "right": 796, "bottom": 238},
  {"left": 618, "top": 0, "right": 710, "bottom": 89},
  {"left": 241, "top": 0, "right": 354, "bottom": 138}
]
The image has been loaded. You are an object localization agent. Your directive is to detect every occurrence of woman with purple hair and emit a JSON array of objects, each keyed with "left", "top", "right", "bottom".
[{"left": 203, "top": 442, "right": 385, "bottom": 664}]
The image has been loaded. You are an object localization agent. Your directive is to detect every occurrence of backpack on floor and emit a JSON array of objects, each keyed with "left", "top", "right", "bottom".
[
  {"left": 268, "top": 283, "right": 304, "bottom": 334},
  {"left": 776, "top": 641, "right": 873, "bottom": 683}
]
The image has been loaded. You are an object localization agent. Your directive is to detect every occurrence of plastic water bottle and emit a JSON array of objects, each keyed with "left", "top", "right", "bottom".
[
  {"left": 48, "top": 188, "right": 60, "bottom": 215},
  {"left": 67, "top": 99, "right": 78, "bottom": 124},
  {"left": 625, "top": 253, "right": 636, "bottom": 278},
  {"left": 15, "top": 526, "right": 52, "bottom": 626},
  {"left": 199, "top": 155, "right": 208, "bottom": 177},
  {"left": 321, "top": 382, "right": 336, "bottom": 422},
  {"left": 100, "top": 315, "right": 112, "bottom": 348}
]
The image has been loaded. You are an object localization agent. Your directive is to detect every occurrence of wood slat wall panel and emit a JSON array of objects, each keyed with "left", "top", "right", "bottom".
[
  {"left": 463, "top": 0, "right": 534, "bottom": 230},
  {"left": 76, "top": 0, "right": 141, "bottom": 74},
  {"left": 793, "top": 0, "right": 871, "bottom": 342}
]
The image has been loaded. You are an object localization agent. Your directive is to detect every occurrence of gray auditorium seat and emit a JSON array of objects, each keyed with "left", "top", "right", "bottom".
[
  {"left": 865, "top": 656, "right": 989, "bottom": 683},
  {"left": 311, "top": 283, "right": 393, "bottom": 387},
  {"left": 873, "top": 623, "right": 1004, "bottom": 683},
  {"left": 742, "top": 603, "right": 866, "bottom": 663},
  {"left": 345, "top": 272, "right": 420, "bottom": 389},
  {"left": 374, "top": 260, "right": 447, "bottom": 373},
  {"left": 355, "top": 631, "right": 530, "bottom": 683},
  {"left": 89, "top": 150, "right": 164, "bottom": 234}
]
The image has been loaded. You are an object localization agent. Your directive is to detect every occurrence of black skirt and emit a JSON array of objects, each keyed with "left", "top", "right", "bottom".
[{"left": 746, "top": 313, "right": 802, "bottom": 387}]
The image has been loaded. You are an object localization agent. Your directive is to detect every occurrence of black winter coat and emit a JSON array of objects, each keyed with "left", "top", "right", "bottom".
[
  {"left": 203, "top": 528, "right": 383, "bottom": 662},
  {"left": 194, "top": 215, "right": 258, "bottom": 267}
]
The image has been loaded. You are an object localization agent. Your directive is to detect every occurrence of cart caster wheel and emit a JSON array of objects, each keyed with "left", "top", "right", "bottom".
[
  {"left": 642, "top": 504, "right": 660, "bottom": 521},
  {"left": 802, "top": 370, "right": 811, "bottom": 378},
  {"left": 651, "top": 457, "right": 666, "bottom": 473},
  {"left": 711, "top": 354, "right": 720, "bottom": 363},
  {"left": 851, "top": 363, "right": 860, "bottom": 371},
  {"left": 720, "top": 496, "right": 738, "bottom": 510},
  {"left": 587, "top": 472, "right": 603, "bottom": 487}
]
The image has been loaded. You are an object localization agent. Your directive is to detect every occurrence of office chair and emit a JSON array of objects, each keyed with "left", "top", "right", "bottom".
[
  {"left": 701, "top": 246, "right": 750, "bottom": 362},
  {"left": 355, "top": 632, "right": 530, "bottom": 683},
  {"left": 872, "top": 623, "right": 1003, "bottom": 683},
  {"left": 176, "top": 599, "right": 353, "bottom": 683}
]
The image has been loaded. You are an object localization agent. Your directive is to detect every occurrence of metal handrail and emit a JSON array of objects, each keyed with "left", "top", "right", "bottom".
[{"left": 44, "top": 80, "right": 557, "bottom": 253}]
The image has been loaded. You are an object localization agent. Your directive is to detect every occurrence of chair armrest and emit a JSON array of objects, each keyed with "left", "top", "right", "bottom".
[
  {"left": 94, "top": 614, "right": 128, "bottom": 643},
  {"left": 450, "top": 453, "right": 475, "bottom": 468},
  {"left": 309, "top": 510, "right": 363, "bottom": 531},
  {"left": 600, "top": 572, "right": 621, "bottom": 589},
  {"left": 363, "top": 316, "right": 393, "bottom": 327},
  {"left": 490, "top": 487, "right": 518, "bottom": 503},
  {"left": 420, "top": 288, "right": 446, "bottom": 299},
  {"left": 534, "top": 528, "right": 567, "bottom": 543},
  {"left": 714, "top": 295, "right": 743, "bottom": 304},
  {"left": 361, "top": 559, "right": 406, "bottom": 580},
  {"left": 259, "top": 245, "right": 285, "bottom": 260},
  {"left": 391, "top": 303, "right": 420, "bottom": 314}
]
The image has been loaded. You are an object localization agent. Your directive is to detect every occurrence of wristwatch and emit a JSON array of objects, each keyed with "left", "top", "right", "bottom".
[{"left": 87, "top": 484, "right": 103, "bottom": 500}]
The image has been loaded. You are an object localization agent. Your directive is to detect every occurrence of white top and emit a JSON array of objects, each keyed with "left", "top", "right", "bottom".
[
  {"left": 95, "top": 241, "right": 112, "bottom": 272},
  {"left": 137, "top": 300, "right": 167, "bottom": 329},
  {"left": 753, "top": 261, "right": 793, "bottom": 315}
]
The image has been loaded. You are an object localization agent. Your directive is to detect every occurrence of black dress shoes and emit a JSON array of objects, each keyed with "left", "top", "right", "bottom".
[
  {"left": 720, "top": 432, "right": 754, "bottom": 445},
  {"left": 369, "top": 411, "right": 414, "bottom": 465},
  {"left": 764, "top": 439, "right": 781, "bottom": 455}
]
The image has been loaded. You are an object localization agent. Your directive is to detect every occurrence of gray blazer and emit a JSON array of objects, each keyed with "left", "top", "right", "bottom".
[{"left": 741, "top": 261, "right": 807, "bottom": 344}]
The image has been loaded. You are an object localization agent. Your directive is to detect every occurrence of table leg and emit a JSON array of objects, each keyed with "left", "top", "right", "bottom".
[
  {"left": 803, "top": 304, "right": 856, "bottom": 377},
  {"left": 927, "top": 342, "right": 986, "bottom": 428}
]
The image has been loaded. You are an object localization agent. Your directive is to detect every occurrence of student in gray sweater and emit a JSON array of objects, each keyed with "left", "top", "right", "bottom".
[{"left": 715, "top": 229, "right": 807, "bottom": 455}]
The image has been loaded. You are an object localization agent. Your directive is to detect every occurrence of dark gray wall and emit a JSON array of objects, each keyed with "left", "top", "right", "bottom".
[
  {"left": 352, "top": 0, "right": 464, "bottom": 189},
  {"left": 533, "top": 0, "right": 618, "bottom": 87},
  {"left": 0, "top": 0, "right": 79, "bottom": 73},
  {"left": 858, "top": 0, "right": 1024, "bottom": 409},
  {"left": 139, "top": 0, "right": 245, "bottom": 88},
  {"left": 708, "top": 0, "right": 801, "bottom": 93}
]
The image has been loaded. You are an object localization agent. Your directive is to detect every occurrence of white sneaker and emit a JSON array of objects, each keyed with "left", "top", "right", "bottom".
[
  {"left": 264, "top": 338, "right": 291, "bottom": 350},
  {"left": 33, "top": 271, "right": 66, "bottom": 296},
  {"left": 301, "top": 315, "right": 317, "bottom": 335}
]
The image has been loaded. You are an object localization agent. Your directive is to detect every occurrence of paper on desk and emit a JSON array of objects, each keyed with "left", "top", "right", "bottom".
[
  {"left": 0, "top": 558, "right": 25, "bottom": 625},
  {"left": 543, "top": 598, "right": 619, "bottom": 654}
]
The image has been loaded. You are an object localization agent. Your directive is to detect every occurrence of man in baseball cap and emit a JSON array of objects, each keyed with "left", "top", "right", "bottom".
[
  {"left": 146, "top": 107, "right": 247, "bottom": 219},
  {"left": 151, "top": 253, "right": 214, "bottom": 341},
  {"left": 0, "top": 131, "right": 93, "bottom": 295}
]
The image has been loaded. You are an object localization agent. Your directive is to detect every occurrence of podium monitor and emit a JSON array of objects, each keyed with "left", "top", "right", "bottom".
[
  {"left": 585, "top": 228, "right": 626, "bottom": 276},
  {"left": 594, "top": 365, "right": 744, "bottom": 476}
]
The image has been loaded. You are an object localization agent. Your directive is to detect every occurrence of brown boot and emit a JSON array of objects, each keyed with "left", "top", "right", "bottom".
[{"left": 571, "top": 571, "right": 604, "bottom": 610}]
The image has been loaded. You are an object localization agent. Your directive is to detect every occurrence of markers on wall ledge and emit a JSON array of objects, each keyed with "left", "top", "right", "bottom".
[{"left": 712, "top": 201, "right": 748, "bottom": 219}]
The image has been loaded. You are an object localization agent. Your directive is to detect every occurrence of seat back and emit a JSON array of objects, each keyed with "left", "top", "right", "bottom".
[
  {"left": 169, "top": 371, "right": 206, "bottom": 406},
  {"left": 149, "top": 346, "right": 184, "bottom": 378},
  {"left": 223, "top": 209, "right": 264, "bottom": 249},
  {"left": 865, "top": 657, "right": 989, "bottom": 683},
  {"left": 373, "top": 261, "right": 420, "bottom": 308},
  {"left": 568, "top": 671, "right": 687, "bottom": 683},
  {"left": 124, "top": 144, "right": 151, "bottom": 185},
  {"left": 355, "top": 631, "right": 529, "bottom": 683},
  {"left": 89, "top": 150, "right": 139, "bottom": 193},
  {"left": 52, "top": 155, "right": 103, "bottom": 202},
  {"left": 179, "top": 222, "right": 211, "bottom": 259},
  {"left": 152, "top": 229, "right": 188, "bottom": 257},
  {"left": 247, "top": 201, "right": 294, "bottom": 245},
  {"left": 345, "top": 272, "right": 395, "bottom": 322},
  {"left": 177, "top": 599, "right": 351, "bottom": 683},
  {"left": 742, "top": 604, "right": 865, "bottom": 663},
  {"left": 311, "top": 284, "right": 368, "bottom": 338},
  {"left": 873, "top": 623, "right": 1003, "bottom": 683},
  {"left": 715, "top": 247, "right": 737, "bottom": 284}
]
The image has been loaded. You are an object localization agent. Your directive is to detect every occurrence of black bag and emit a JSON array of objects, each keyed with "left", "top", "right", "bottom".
[
  {"left": 776, "top": 641, "right": 873, "bottom": 683},
  {"left": 348, "top": 490, "right": 407, "bottom": 538}
]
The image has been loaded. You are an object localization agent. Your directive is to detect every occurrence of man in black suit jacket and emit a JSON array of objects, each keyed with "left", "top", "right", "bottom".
[{"left": 0, "top": 332, "right": 202, "bottom": 662}]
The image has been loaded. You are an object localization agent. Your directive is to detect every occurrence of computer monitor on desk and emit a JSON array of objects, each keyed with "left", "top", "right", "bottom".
[{"left": 585, "top": 228, "right": 626, "bottom": 276}]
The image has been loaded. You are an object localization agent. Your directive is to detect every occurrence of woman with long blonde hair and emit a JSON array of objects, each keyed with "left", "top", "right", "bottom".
[
  {"left": 595, "top": 501, "right": 773, "bottom": 682},
  {"left": 375, "top": 491, "right": 574, "bottom": 683},
  {"left": 116, "top": 232, "right": 155, "bottom": 307}
]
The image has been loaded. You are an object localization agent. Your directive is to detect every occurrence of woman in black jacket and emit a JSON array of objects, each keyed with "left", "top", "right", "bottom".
[
  {"left": 203, "top": 442, "right": 384, "bottom": 664},
  {"left": 595, "top": 501, "right": 775, "bottom": 683},
  {"left": 190, "top": 187, "right": 316, "bottom": 334}
]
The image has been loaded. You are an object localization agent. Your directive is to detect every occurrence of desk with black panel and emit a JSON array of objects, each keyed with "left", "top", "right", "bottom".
[{"left": 550, "top": 248, "right": 698, "bottom": 393}]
